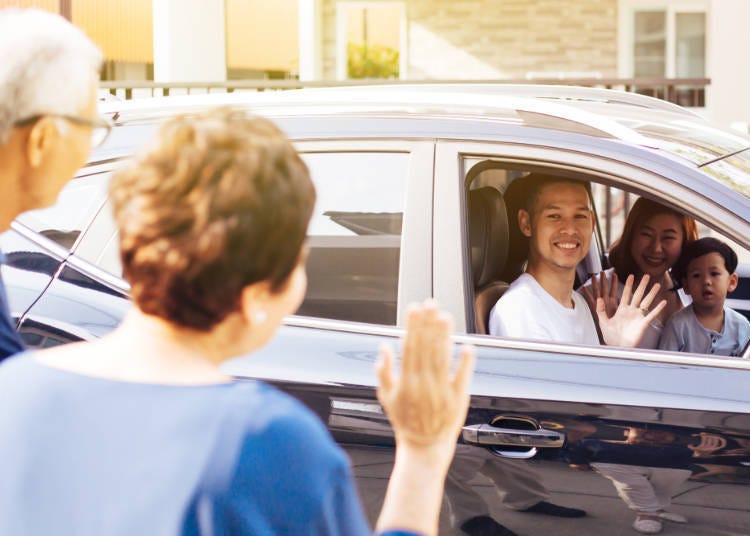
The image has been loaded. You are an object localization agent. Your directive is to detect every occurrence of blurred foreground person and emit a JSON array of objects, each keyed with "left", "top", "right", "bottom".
[
  {"left": 0, "top": 8, "right": 105, "bottom": 360},
  {"left": 0, "top": 108, "right": 475, "bottom": 536}
]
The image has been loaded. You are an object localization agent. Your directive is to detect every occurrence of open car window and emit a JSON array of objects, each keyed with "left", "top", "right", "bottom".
[{"left": 463, "top": 160, "right": 750, "bottom": 359}]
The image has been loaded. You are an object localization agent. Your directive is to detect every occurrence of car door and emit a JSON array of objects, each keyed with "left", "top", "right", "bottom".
[{"left": 427, "top": 138, "right": 750, "bottom": 535}]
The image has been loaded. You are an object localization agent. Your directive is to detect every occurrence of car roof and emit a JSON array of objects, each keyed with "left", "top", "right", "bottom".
[{"left": 98, "top": 84, "right": 750, "bottom": 168}]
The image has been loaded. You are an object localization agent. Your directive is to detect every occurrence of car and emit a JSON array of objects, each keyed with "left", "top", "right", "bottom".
[{"left": 2, "top": 85, "right": 750, "bottom": 535}]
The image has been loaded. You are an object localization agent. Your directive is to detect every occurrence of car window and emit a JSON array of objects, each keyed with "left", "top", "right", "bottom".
[
  {"left": 15, "top": 174, "right": 110, "bottom": 252},
  {"left": 76, "top": 151, "right": 409, "bottom": 326},
  {"left": 464, "top": 161, "right": 750, "bottom": 356},
  {"left": 299, "top": 152, "right": 408, "bottom": 325}
]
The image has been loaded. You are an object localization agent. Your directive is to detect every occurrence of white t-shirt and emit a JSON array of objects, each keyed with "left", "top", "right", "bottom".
[{"left": 488, "top": 273, "right": 599, "bottom": 345}]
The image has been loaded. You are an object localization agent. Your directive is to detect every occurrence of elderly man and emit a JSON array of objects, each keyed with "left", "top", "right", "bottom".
[{"left": 0, "top": 8, "right": 104, "bottom": 360}]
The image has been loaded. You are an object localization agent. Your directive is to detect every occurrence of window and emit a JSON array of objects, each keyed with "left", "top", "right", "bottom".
[
  {"left": 16, "top": 174, "right": 110, "bottom": 252},
  {"left": 336, "top": 2, "right": 406, "bottom": 80},
  {"left": 463, "top": 161, "right": 750, "bottom": 353},
  {"left": 619, "top": 0, "right": 707, "bottom": 106},
  {"left": 79, "top": 152, "right": 410, "bottom": 326},
  {"left": 299, "top": 152, "right": 408, "bottom": 325}
]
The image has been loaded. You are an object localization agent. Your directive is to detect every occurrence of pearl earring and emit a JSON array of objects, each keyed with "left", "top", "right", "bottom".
[{"left": 254, "top": 310, "right": 267, "bottom": 324}]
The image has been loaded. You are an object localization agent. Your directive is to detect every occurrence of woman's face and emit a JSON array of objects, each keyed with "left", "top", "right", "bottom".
[{"left": 629, "top": 212, "right": 684, "bottom": 280}]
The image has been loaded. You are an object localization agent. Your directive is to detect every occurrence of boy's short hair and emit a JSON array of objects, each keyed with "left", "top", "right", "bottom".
[{"left": 672, "top": 237, "right": 738, "bottom": 283}]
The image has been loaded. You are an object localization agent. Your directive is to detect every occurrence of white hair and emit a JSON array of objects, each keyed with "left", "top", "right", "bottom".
[{"left": 0, "top": 8, "right": 103, "bottom": 142}]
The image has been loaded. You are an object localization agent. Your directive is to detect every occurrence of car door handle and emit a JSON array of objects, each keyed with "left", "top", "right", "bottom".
[{"left": 462, "top": 423, "right": 565, "bottom": 448}]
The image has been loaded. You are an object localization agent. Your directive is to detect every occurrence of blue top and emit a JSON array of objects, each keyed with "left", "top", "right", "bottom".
[
  {"left": 0, "top": 354, "right": 418, "bottom": 536},
  {"left": 0, "top": 251, "right": 24, "bottom": 362},
  {"left": 658, "top": 304, "right": 750, "bottom": 357}
]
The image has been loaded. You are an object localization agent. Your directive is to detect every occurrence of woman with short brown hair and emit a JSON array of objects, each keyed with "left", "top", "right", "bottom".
[{"left": 0, "top": 108, "right": 474, "bottom": 536}]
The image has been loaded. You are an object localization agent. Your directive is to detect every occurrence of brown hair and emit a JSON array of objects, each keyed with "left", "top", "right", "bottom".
[
  {"left": 608, "top": 197, "right": 698, "bottom": 281},
  {"left": 110, "top": 107, "right": 316, "bottom": 331}
]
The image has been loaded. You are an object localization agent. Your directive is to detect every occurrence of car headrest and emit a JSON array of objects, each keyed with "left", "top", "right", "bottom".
[
  {"left": 468, "top": 187, "right": 509, "bottom": 289},
  {"left": 501, "top": 178, "right": 530, "bottom": 283}
]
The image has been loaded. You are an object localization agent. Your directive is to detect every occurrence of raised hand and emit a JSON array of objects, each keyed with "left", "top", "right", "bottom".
[
  {"left": 376, "top": 301, "right": 475, "bottom": 451},
  {"left": 375, "top": 302, "right": 476, "bottom": 536},
  {"left": 581, "top": 270, "right": 619, "bottom": 318},
  {"left": 596, "top": 274, "right": 667, "bottom": 348}
]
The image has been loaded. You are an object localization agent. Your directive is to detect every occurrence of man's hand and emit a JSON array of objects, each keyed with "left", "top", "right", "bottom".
[{"left": 596, "top": 274, "right": 666, "bottom": 347}]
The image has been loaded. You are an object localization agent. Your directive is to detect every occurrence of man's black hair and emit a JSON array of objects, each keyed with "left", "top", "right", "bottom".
[
  {"left": 671, "top": 237, "right": 738, "bottom": 284},
  {"left": 519, "top": 173, "right": 591, "bottom": 215}
]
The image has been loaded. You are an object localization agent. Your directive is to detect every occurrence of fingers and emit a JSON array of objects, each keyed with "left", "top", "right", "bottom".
[
  {"left": 643, "top": 299, "right": 667, "bottom": 323},
  {"left": 452, "top": 345, "right": 476, "bottom": 398},
  {"left": 621, "top": 274, "right": 635, "bottom": 305},
  {"left": 630, "top": 273, "right": 649, "bottom": 306},
  {"left": 599, "top": 271, "right": 609, "bottom": 300},
  {"left": 639, "top": 280, "right": 661, "bottom": 311},
  {"left": 595, "top": 297, "right": 608, "bottom": 320},
  {"left": 377, "top": 343, "right": 395, "bottom": 393},
  {"left": 591, "top": 271, "right": 601, "bottom": 298},
  {"left": 401, "top": 303, "right": 423, "bottom": 375},
  {"left": 609, "top": 272, "right": 619, "bottom": 301}
]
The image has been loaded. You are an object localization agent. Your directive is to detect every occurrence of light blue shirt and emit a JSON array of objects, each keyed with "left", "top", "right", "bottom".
[
  {"left": 658, "top": 304, "right": 750, "bottom": 357},
  {"left": 0, "top": 353, "right": 419, "bottom": 536}
]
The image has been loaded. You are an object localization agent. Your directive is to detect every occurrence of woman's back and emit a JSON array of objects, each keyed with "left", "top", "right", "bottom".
[{"left": 0, "top": 354, "right": 368, "bottom": 536}]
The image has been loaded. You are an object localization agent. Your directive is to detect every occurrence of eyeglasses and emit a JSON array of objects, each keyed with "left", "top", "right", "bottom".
[{"left": 13, "top": 113, "right": 113, "bottom": 149}]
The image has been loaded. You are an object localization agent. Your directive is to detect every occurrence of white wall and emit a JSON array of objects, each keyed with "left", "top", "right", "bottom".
[
  {"left": 153, "top": 0, "right": 226, "bottom": 82},
  {"left": 707, "top": 0, "right": 750, "bottom": 129}
]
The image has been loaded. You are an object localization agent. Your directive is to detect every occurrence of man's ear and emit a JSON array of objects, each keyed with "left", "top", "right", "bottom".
[
  {"left": 518, "top": 209, "right": 532, "bottom": 238},
  {"left": 25, "top": 117, "right": 58, "bottom": 168},
  {"left": 728, "top": 272, "right": 739, "bottom": 293}
]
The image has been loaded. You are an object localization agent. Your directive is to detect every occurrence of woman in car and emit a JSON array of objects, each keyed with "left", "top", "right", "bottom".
[
  {"left": 581, "top": 197, "right": 698, "bottom": 534},
  {"left": 582, "top": 197, "right": 698, "bottom": 349},
  {"left": 0, "top": 108, "right": 475, "bottom": 536}
]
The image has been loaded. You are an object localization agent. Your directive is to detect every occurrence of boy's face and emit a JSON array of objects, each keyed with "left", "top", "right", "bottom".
[{"left": 682, "top": 252, "right": 739, "bottom": 309}]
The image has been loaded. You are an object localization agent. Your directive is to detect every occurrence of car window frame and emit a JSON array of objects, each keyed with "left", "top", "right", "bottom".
[
  {"left": 435, "top": 139, "right": 750, "bottom": 364},
  {"left": 72, "top": 139, "right": 436, "bottom": 328}
]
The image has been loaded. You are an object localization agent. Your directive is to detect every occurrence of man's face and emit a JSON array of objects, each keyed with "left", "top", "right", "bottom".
[
  {"left": 519, "top": 182, "right": 594, "bottom": 272},
  {"left": 22, "top": 75, "right": 99, "bottom": 211}
]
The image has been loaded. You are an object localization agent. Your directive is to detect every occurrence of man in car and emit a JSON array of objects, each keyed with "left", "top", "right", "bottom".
[
  {"left": 455, "top": 174, "right": 665, "bottom": 536},
  {"left": 0, "top": 8, "right": 103, "bottom": 361},
  {"left": 489, "top": 173, "right": 664, "bottom": 347}
]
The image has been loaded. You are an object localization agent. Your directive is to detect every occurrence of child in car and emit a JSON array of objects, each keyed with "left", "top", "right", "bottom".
[{"left": 659, "top": 237, "right": 750, "bottom": 356}]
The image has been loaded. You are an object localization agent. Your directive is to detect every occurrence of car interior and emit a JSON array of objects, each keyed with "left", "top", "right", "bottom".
[
  {"left": 466, "top": 165, "right": 601, "bottom": 334},
  {"left": 465, "top": 162, "right": 750, "bottom": 355}
]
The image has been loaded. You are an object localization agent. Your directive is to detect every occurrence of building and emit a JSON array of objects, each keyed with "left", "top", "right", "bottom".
[{"left": 2, "top": 0, "right": 749, "bottom": 128}]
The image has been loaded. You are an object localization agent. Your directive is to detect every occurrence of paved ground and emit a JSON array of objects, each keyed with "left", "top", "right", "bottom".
[{"left": 348, "top": 448, "right": 750, "bottom": 536}]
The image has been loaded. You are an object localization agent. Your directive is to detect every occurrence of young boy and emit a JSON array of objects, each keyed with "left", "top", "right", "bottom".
[{"left": 659, "top": 237, "right": 750, "bottom": 356}]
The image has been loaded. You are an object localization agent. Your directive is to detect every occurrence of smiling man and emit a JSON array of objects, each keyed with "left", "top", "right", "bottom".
[
  {"left": 488, "top": 174, "right": 663, "bottom": 347},
  {"left": 0, "top": 9, "right": 103, "bottom": 360},
  {"left": 489, "top": 174, "right": 600, "bottom": 343}
]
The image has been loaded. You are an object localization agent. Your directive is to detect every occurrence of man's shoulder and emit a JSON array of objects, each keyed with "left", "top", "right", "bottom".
[{"left": 496, "top": 274, "right": 540, "bottom": 304}]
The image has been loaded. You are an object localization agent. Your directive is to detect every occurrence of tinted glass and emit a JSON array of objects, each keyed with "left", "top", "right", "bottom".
[
  {"left": 16, "top": 174, "right": 110, "bottom": 251},
  {"left": 299, "top": 152, "right": 408, "bottom": 325}
]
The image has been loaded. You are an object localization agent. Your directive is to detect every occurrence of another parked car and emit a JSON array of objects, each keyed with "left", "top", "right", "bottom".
[{"left": 3, "top": 85, "right": 750, "bottom": 535}]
